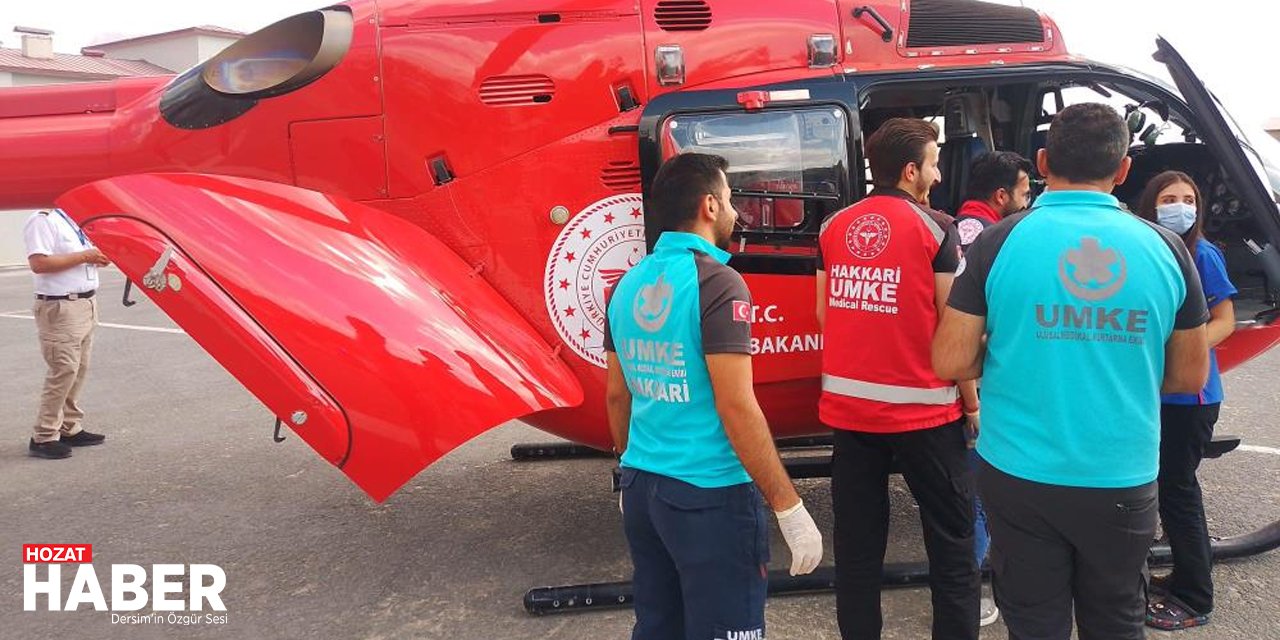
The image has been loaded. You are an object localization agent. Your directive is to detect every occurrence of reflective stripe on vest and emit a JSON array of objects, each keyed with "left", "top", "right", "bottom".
[{"left": 822, "top": 374, "right": 958, "bottom": 405}]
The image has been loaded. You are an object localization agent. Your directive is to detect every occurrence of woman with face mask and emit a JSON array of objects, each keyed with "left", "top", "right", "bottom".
[{"left": 1135, "top": 170, "right": 1236, "bottom": 631}]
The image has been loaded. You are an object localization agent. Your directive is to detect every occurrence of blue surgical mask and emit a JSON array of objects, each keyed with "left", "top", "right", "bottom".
[{"left": 1156, "top": 202, "right": 1197, "bottom": 235}]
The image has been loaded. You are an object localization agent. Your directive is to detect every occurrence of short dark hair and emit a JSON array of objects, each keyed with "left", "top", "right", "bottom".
[
  {"left": 965, "top": 151, "right": 1033, "bottom": 202},
  {"left": 649, "top": 153, "right": 729, "bottom": 232},
  {"left": 1137, "top": 170, "right": 1204, "bottom": 254},
  {"left": 1044, "top": 103, "right": 1129, "bottom": 182},
  {"left": 866, "top": 118, "right": 939, "bottom": 189}
]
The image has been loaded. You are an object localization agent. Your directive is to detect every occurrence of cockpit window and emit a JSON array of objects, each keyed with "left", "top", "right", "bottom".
[
  {"left": 1210, "top": 92, "right": 1280, "bottom": 201},
  {"left": 1038, "top": 84, "right": 1188, "bottom": 147}
]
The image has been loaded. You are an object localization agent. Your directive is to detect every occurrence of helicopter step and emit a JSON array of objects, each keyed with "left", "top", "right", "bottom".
[
  {"left": 515, "top": 433, "right": 1240, "bottom": 463},
  {"left": 510, "top": 435, "right": 838, "bottom": 462},
  {"left": 510, "top": 442, "right": 615, "bottom": 461}
]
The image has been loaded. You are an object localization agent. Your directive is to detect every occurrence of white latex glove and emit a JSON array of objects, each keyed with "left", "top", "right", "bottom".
[{"left": 775, "top": 499, "right": 823, "bottom": 576}]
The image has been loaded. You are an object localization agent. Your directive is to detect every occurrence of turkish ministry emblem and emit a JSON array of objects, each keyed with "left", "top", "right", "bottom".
[
  {"left": 633, "top": 274, "right": 674, "bottom": 332},
  {"left": 845, "top": 213, "right": 891, "bottom": 260},
  {"left": 1058, "top": 237, "right": 1127, "bottom": 301},
  {"left": 544, "top": 194, "right": 646, "bottom": 368},
  {"left": 957, "top": 217, "right": 985, "bottom": 245}
]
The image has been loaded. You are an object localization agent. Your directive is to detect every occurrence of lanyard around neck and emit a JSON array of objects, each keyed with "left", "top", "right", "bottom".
[{"left": 55, "top": 210, "right": 89, "bottom": 248}]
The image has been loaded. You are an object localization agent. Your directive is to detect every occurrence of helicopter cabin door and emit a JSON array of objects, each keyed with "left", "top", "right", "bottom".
[
  {"left": 639, "top": 84, "right": 857, "bottom": 396},
  {"left": 1155, "top": 37, "right": 1280, "bottom": 370}
]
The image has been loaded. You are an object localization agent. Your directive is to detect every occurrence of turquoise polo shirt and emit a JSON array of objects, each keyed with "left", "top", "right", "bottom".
[
  {"left": 603, "top": 232, "right": 754, "bottom": 488},
  {"left": 948, "top": 190, "right": 1209, "bottom": 488}
]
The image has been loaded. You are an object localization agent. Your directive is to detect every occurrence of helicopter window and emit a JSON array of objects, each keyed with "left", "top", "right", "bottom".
[
  {"left": 661, "top": 108, "right": 849, "bottom": 235},
  {"left": 1036, "top": 85, "right": 1187, "bottom": 148}
]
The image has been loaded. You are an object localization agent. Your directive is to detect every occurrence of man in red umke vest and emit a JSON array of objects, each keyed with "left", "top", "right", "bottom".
[
  {"left": 816, "top": 118, "right": 980, "bottom": 640},
  {"left": 954, "top": 151, "right": 1033, "bottom": 254}
]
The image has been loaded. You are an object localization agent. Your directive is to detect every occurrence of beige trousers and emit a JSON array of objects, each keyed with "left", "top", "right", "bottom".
[{"left": 32, "top": 297, "right": 98, "bottom": 443}]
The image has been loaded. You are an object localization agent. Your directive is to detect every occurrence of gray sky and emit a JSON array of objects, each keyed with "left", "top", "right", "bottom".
[{"left": 2, "top": 0, "right": 1276, "bottom": 132}]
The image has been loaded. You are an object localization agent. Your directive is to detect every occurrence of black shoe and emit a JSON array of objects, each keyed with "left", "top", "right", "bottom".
[
  {"left": 62, "top": 430, "right": 106, "bottom": 447},
  {"left": 29, "top": 439, "right": 72, "bottom": 459}
]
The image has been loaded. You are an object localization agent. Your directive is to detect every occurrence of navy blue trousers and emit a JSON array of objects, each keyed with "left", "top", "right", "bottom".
[{"left": 620, "top": 467, "right": 769, "bottom": 640}]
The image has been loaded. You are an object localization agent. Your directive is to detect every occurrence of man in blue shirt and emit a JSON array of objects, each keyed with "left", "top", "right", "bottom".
[
  {"left": 604, "top": 153, "right": 822, "bottom": 640},
  {"left": 933, "top": 103, "right": 1210, "bottom": 640}
]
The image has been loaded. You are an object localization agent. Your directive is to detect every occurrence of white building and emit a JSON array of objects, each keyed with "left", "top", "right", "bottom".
[
  {"left": 0, "top": 25, "right": 243, "bottom": 266},
  {"left": 84, "top": 25, "right": 243, "bottom": 74}
]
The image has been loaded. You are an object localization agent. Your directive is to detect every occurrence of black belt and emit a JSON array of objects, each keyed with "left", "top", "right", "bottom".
[{"left": 36, "top": 290, "right": 96, "bottom": 301}]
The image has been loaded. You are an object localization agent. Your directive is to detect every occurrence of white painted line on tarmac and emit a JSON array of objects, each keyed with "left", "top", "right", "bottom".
[
  {"left": 1239, "top": 444, "right": 1280, "bottom": 456},
  {"left": 95, "top": 321, "right": 185, "bottom": 335},
  {"left": 0, "top": 312, "right": 185, "bottom": 335}
]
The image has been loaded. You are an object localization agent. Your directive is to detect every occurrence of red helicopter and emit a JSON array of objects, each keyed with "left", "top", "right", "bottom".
[{"left": 4, "top": 0, "right": 1280, "bottom": 511}]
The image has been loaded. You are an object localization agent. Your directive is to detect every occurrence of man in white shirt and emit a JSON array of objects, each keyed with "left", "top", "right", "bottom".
[{"left": 23, "top": 209, "right": 111, "bottom": 459}]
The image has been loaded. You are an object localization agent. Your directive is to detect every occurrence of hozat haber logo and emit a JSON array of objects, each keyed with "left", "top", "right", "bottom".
[
  {"left": 22, "top": 544, "right": 229, "bottom": 626},
  {"left": 545, "top": 193, "right": 646, "bottom": 368}
]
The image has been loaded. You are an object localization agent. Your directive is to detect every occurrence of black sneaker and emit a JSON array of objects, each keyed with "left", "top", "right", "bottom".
[
  {"left": 29, "top": 439, "right": 72, "bottom": 459},
  {"left": 62, "top": 431, "right": 106, "bottom": 447}
]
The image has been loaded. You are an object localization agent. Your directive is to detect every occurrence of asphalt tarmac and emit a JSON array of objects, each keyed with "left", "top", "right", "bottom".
[{"left": 1, "top": 267, "right": 1278, "bottom": 639}]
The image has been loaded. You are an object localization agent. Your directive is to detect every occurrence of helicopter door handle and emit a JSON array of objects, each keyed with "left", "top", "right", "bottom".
[
  {"left": 142, "top": 247, "right": 174, "bottom": 292},
  {"left": 853, "top": 6, "right": 894, "bottom": 43}
]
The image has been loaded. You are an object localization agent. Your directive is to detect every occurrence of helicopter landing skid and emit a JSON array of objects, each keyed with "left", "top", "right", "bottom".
[
  {"left": 523, "top": 520, "right": 1280, "bottom": 614},
  {"left": 522, "top": 434, "right": 1278, "bottom": 615}
]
